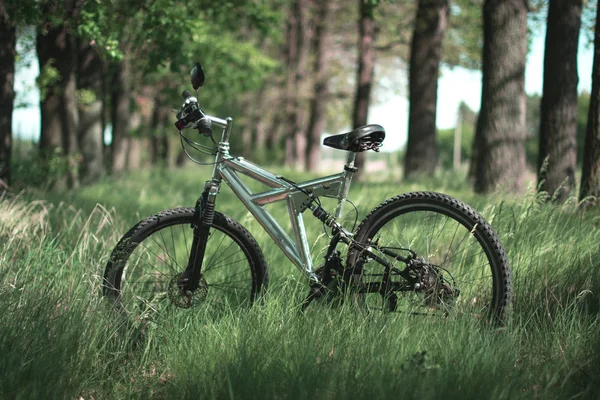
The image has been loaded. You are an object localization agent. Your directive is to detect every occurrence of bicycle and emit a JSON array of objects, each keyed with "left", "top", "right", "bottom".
[{"left": 103, "top": 63, "right": 513, "bottom": 323}]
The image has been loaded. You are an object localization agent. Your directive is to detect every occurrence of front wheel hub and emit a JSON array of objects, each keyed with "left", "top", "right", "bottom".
[{"left": 168, "top": 273, "right": 208, "bottom": 308}]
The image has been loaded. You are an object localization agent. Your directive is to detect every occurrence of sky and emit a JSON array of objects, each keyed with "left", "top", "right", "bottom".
[
  {"left": 11, "top": 25, "right": 596, "bottom": 152},
  {"left": 371, "top": 27, "right": 594, "bottom": 151}
]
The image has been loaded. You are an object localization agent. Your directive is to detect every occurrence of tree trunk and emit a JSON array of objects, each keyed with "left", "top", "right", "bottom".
[
  {"left": 151, "top": 95, "right": 170, "bottom": 166},
  {"left": 267, "top": 107, "right": 283, "bottom": 152},
  {"left": 404, "top": 0, "right": 449, "bottom": 178},
  {"left": 266, "top": 80, "right": 286, "bottom": 154},
  {"left": 241, "top": 96, "right": 253, "bottom": 158},
  {"left": 77, "top": 41, "right": 106, "bottom": 184},
  {"left": 306, "top": 0, "right": 331, "bottom": 171},
  {"left": 293, "top": 0, "right": 311, "bottom": 170},
  {"left": 0, "top": 9, "right": 15, "bottom": 188},
  {"left": 254, "top": 86, "right": 268, "bottom": 162},
  {"left": 126, "top": 104, "right": 144, "bottom": 169},
  {"left": 37, "top": 22, "right": 80, "bottom": 189},
  {"left": 110, "top": 55, "right": 131, "bottom": 173},
  {"left": 352, "top": 0, "right": 376, "bottom": 177},
  {"left": 127, "top": 137, "right": 145, "bottom": 170},
  {"left": 537, "top": 0, "right": 582, "bottom": 203},
  {"left": 37, "top": 28, "right": 62, "bottom": 153},
  {"left": 579, "top": 4, "right": 600, "bottom": 202},
  {"left": 285, "top": 1, "right": 300, "bottom": 167},
  {"left": 474, "top": 0, "right": 527, "bottom": 194},
  {"left": 285, "top": 0, "right": 310, "bottom": 169}
]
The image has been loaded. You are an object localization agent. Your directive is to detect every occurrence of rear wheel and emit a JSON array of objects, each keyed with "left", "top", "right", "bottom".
[
  {"left": 103, "top": 208, "right": 268, "bottom": 322},
  {"left": 346, "top": 192, "right": 512, "bottom": 322}
]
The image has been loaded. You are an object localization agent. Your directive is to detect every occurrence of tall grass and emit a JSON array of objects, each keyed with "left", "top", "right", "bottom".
[{"left": 2, "top": 168, "right": 600, "bottom": 399}]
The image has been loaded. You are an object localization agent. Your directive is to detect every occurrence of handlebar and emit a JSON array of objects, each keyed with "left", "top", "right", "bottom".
[
  {"left": 205, "top": 115, "right": 228, "bottom": 129},
  {"left": 175, "top": 90, "right": 212, "bottom": 136}
]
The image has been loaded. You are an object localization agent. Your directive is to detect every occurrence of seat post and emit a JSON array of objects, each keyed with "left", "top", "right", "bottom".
[
  {"left": 345, "top": 151, "right": 357, "bottom": 169},
  {"left": 335, "top": 152, "right": 358, "bottom": 219}
]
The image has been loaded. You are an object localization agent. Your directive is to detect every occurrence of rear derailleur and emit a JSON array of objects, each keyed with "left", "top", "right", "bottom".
[{"left": 405, "top": 256, "right": 459, "bottom": 308}]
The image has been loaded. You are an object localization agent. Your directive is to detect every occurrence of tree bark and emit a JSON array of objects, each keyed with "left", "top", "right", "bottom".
[
  {"left": 285, "top": 1, "right": 300, "bottom": 167},
  {"left": 537, "top": 0, "right": 582, "bottom": 203},
  {"left": 266, "top": 106, "right": 284, "bottom": 152},
  {"left": 266, "top": 80, "right": 286, "bottom": 154},
  {"left": 127, "top": 137, "right": 144, "bottom": 170},
  {"left": 0, "top": 7, "right": 15, "bottom": 188},
  {"left": 306, "top": 0, "right": 331, "bottom": 171},
  {"left": 37, "top": 19, "right": 80, "bottom": 189},
  {"left": 110, "top": 55, "right": 131, "bottom": 173},
  {"left": 404, "top": 0, "right": 449, "bottom": 178},
  {"left": 77, "top": 41, "right": 106, "bottom": 184},
  {"left": 285, "top": 0, "right": 310, "bottom": 169},
  {"left": 254, "top": 86, "right": 268, "bottom": 161},
  {"left": 293, "top": 0, "right": 311, "bottom": 170},
  {"left": 151, "top": 94, "right": 170, "bottom": 166},
  {"left": 241, "top": 96, "right": 253, "bottom": 158},
  {"left": 352, "top": 0, "right": 376, "bottom": 177},
  {"left": 579, "top": 4, "right": 600, "bottom": 202},
  {"left": 474, "top": 0, "right": 527, "bottom": 194}
]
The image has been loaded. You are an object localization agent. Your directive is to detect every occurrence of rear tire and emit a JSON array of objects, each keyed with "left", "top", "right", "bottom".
[{"left": 346, "top": 192, "right": 512, "bottom": 322}]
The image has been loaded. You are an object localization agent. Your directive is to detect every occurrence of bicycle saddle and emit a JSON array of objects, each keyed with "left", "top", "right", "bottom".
[{"left": 322, "top": 124, "right": 385, "bottom": 152}]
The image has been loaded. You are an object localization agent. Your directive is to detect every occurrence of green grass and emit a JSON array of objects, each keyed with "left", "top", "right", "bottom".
[{"left": 2, "top": 167, "right": 600, "bottom": 399}]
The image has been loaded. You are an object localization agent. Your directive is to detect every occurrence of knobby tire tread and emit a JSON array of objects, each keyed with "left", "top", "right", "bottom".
[
  {"left": 347, "top": 191, "right": 512, "bottom": 321},
  {"left": 104, "top": 207, "right": 269, "bottom": 302}
]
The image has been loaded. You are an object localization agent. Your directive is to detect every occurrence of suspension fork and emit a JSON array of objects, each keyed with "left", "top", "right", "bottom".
[{"left": 184, "top": 180, "right": 219, "bottom": 291}]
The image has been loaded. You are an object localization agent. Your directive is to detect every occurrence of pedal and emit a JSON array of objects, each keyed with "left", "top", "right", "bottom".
[{"left": 300, "top": 285, "right": 326, "bottom": 311}]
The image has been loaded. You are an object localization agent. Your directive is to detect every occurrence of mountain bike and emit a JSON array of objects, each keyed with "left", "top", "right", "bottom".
[{"left": 103, "top": 64, "right": 513, "bottom": 323}]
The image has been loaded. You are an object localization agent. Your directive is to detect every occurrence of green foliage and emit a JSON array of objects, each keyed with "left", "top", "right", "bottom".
[
  {"left": 581, "top": 0, "right": 598, "bottom": 46},
  {"left": 436, "top": 102, "right": 476, "bottom": 169},
  {"left": 77, "top": 7, "right": 122, "bottom": 61},
  {"left": 437, "top": 123, "right": 474, "bottom": 169},
  {"left": 76, "top": 88, "right": 97, "bottom": 109},
  {"left": 11, "top": 139, "right": 74, "bottom": 190},
  {"left": 35, "top": 59, "right": 60, "bottom": 101},
  {"left": 187, "top": 22, "right": 279, "bottom": 93},
  {"left": 444, "top": 0, "right": 483, "bottom": 69},
  {"left": 3, "top": 0, "right": 41, "bottom": 25}
]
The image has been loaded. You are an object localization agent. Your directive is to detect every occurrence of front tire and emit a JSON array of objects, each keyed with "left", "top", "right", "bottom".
[
  {"left": 346, "top": 192, "right": 512, "bottom": 322},
  {"left": 103, "top": 208, "right": 268, "bottom": 320}
]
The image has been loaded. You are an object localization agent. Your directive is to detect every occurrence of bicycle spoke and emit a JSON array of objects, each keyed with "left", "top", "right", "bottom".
[
  {"left": 349, "top": 196, "right": 509, "bottom": 318},
  {"left": 105, "top": 210, "right": 263, "bottom": 320}
]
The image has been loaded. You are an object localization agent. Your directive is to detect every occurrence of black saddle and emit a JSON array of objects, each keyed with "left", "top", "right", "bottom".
[{"left": 323, "top": 124, "right": 385, "bottom": 152}]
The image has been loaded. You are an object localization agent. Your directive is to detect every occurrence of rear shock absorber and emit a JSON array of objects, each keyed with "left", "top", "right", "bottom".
[{"left": 311, "top": 204, "right": 347, "bottom": 238}]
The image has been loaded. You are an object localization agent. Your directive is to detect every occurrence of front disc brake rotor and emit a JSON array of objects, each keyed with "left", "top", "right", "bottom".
[{"left": 168, "top": 273, "right": 209, "bottom": 308}]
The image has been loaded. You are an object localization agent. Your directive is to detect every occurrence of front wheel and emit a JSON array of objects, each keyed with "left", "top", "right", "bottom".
[
  {"left": 103, "top": 208, "right": 268, "bottom": 321},
  {"left": 346, "top": 192, "right": 512, "bottom": 322}
]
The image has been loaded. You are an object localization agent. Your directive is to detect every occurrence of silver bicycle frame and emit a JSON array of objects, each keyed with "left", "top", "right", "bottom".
[{"left": 204, "top": 115, "right": 357, "bottom": 282}]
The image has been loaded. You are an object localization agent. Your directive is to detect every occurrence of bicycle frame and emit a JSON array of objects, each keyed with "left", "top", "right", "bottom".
[{"left": 203, "top": 115, "right": 357, "bottom": 282}]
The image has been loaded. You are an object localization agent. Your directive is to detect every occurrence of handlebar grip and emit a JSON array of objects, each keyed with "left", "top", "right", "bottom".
[
  {"left": 182, "top": 90, "right": 193, "bottom": 99},
  {"left": 197, "top": 117, "right": 213, "bottom": 137}
]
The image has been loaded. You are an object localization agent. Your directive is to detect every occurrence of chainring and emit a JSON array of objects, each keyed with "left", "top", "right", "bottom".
[{"left": 314, "top": 264, "right": 345, "bottom": 304}]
